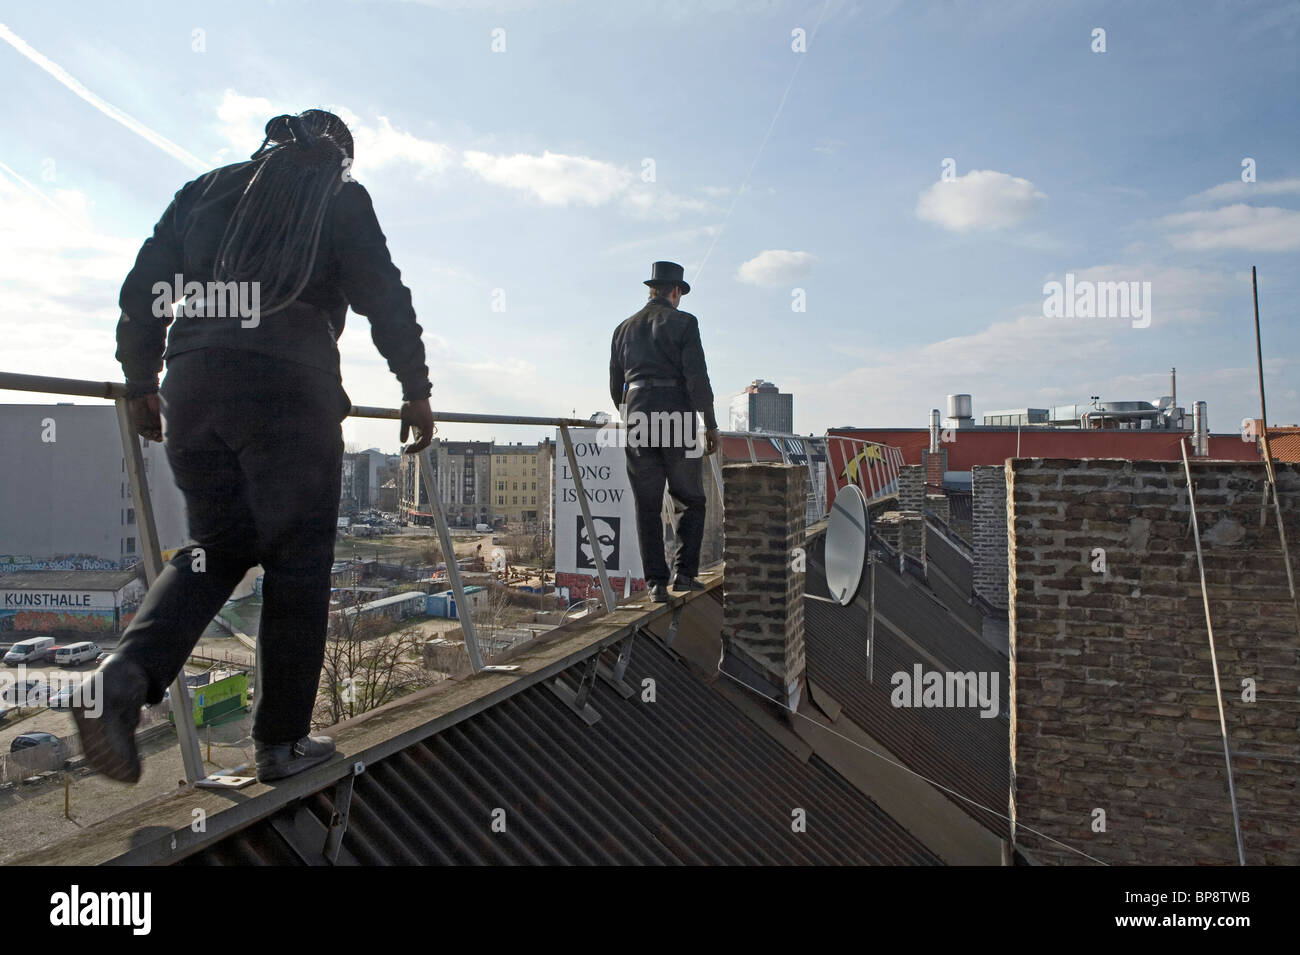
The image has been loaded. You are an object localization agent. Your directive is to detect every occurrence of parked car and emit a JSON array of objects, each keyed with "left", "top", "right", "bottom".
[
  {"left": 4, "top": 636, "right": 56, "bottom": 665},
  {"left": 54, "top": 641, "right": 100, "bottom": 667},
  {"left": 47, "top": 683, "right": 82, "bottom": 710},
  {"left": 1, "top": 679, "right": 48, "bottom": 708},
  {"left": 10, "top": 732, "right": 68, "bottom": 767}
]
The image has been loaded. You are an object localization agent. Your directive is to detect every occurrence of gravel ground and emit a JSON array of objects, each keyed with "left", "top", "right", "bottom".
[{"left": 0, "top": 714, "right": 255, "bottom": 865}]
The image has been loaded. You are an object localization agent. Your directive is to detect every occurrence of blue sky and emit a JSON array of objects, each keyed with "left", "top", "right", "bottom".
[{"left": 1, "top": 0, "right": 1297, "bottom": 452}]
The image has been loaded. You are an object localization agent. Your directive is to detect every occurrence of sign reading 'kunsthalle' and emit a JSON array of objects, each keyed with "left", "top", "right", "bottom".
[{"left": 1, "top": 591, "right": 112, "bottom": 610}]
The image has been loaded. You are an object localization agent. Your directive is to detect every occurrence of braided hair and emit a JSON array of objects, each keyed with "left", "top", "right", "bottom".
[{"left": 212, "top": 109, "right": 354, "bottom": 316}]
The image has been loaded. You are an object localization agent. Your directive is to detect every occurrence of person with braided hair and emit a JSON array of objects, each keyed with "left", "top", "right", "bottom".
[{"left": 76, "top": 109, "right": 436, "bottom": 783}]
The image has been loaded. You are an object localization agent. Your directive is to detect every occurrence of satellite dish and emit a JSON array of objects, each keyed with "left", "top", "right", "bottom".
[{"left": 818, "top": 484, "right": 869, "bottom": 606}]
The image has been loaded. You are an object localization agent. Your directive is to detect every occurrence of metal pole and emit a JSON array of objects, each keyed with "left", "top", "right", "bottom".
[
  {"left": 1250, "top": 266, "right": 1300, "bottom": 635},
  {"left": 114, "top": 398, "right": 205, "bottom": 785},
  {"left": 559, "top": 426, "right": 616, "bottom": 611},
  {"left": 1180, "top": 440, "right": 1246, "bottom": 865},
  {"left": 418, "top": 449, "right": 484, "bottom": 673},
  {"left": 866, "top": 555, "right": 876, "bottom": 684}
]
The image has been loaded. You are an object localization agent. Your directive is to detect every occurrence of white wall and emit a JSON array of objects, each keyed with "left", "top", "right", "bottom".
[{"left": 0, "top": 404, "right": 188, "bottom": 566}]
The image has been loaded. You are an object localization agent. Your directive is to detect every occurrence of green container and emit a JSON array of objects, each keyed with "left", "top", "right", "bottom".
[{"left": 169, "top": 672, "right": 250, "bottom": 728}]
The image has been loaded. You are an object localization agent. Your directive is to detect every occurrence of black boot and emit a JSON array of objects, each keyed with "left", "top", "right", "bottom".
[
  {"left": 72, "top": 656, "right": 148, "bottom": 784},
  {"left": 648, "top": 582, "right": 670, "bottom": 603},
  {"left": 255, "top": 734, "right": 336, "bottom": 783},
  {"left": 672, "top": 574, "right": 705, "bottom": 591}
]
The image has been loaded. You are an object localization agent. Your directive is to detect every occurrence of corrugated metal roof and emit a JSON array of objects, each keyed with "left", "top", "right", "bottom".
[
  {"left": 183, "top": 629, "right": 940, "bottom": 866},
  {"left": 803, "top": 534, "right": 1010, "bottom": 839}
]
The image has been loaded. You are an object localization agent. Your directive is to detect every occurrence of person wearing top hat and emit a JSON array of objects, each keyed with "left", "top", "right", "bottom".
[{"left": 609, "top": 261, "right": 720, "bottom": 603}]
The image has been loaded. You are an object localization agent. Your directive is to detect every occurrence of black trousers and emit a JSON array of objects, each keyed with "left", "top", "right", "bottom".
[
  {"left": 622, "top": 387, "right": 707, "bottom": 585},
  {"left": 113, "top": 348, "right": 347, "bottom": 744}
]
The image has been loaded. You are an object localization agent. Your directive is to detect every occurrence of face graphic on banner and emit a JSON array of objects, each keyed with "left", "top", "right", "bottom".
[{"left": 576, "top": 516, "right": 620, "bottom": 571}]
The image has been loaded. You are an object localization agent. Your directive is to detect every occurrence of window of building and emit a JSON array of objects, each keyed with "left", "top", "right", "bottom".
[
  {"left": 498, "top": 495, "right": 504, "bottom": 505},
  {"left": 513, "top": 496, "right": 518, "bottom": 505},
  {"left": 124, "top": 537, "right": 136, "bottom": 554}
]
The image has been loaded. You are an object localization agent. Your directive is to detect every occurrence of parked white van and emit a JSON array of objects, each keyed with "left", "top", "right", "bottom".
[
  {"left": 54, "top": 641, "right": 100, "bottom": 667},
  {"left": 3, "top": 636, "right": 55, "bottom": 665}
]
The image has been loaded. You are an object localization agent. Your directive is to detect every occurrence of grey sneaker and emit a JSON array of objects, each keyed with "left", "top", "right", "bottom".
[
  {"left": 255, "top": 734, "right": 336, "bottom": 783},
  {"left": 72, "top": 656, "right": 148, "bottom": 784}
]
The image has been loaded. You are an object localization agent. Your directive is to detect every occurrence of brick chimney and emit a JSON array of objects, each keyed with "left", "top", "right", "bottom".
[
  {"left": 922, "top": 446, "right": 947, "bottom": 494},
  {"left": 971, "top": 465, "right": 1008, "bottom": 609},
  {"left": 720, "top": 463, "right": 806, "bottom": 711}
]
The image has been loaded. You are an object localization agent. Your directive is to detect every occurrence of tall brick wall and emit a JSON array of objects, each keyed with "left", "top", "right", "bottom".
[
  {"left": 972, "top": 465, "right": 1008, "bottom": 610},
  {"left": 1009, "top": 458, "right": 1300, "bottom": 865},
  {"left": 721, "top": 463, "right": 807, "bottom": 710},
  {"left": 926, "top": 493, "right": 950, "bottom": 526}
]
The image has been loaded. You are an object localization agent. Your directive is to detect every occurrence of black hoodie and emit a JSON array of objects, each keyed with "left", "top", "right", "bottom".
[{"left": 116, "top": 161, "right": 432, "bottom": 401}]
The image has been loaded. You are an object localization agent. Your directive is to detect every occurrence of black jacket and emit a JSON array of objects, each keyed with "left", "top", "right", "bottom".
[
  {"left": 116, "top": 161, "right": 432, "bottom": 401},
  {"left": 609, "top": 296, "right": 718, "bottom": 430}
]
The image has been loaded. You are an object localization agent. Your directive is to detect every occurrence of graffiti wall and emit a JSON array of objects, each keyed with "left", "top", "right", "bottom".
[
  {"left": 0, "top": 608, "right": 116, "bottom": 633},
  {"left": 0, "top": 555, "right": 125, "bottom": 573}
]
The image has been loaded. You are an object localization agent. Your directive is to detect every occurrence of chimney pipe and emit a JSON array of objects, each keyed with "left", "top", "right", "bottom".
[
  {"left": 1170, "top": 367, "right": 1176, "bottom": 412},
  {"left": 929, "top": 409, "right": 941, "bottom": 453},
  {"left": 1192, "top": 400, "right": 1209, "bottom": 456}
]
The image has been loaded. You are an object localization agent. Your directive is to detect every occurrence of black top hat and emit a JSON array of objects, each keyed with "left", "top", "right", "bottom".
[{"left": 644, "top": 261, "right": 690, "bottom": 295}]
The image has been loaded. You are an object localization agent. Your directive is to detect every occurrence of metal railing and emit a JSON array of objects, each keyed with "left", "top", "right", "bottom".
[
  {"left": 0, "top": 371, "right": 721, "bottom": 782},
  {"left": 825, "top": 433, "right": 905, "bottom": 504},
  {"left": 0, "top": 370, "right": 901, "bottom": 784}
]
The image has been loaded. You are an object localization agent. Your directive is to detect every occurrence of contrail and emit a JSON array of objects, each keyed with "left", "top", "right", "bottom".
[
  {"left": 0, "top": 21, "right": 207, "bottom": 173},
  {"left": 0, "top": 158, "right": 83, "bottom": 229}
]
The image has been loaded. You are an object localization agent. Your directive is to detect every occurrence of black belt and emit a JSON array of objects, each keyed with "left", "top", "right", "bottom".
[{"left": 625, "top": 378, "right": 682, "bottom": 390}]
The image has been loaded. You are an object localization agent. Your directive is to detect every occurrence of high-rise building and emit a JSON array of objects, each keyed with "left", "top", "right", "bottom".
[
  {"left": 0, "top": 404, "right": 188, "bottom": 568},
  {"left": 729, "top": 379, "right": 794, "bottom": 433},
  {"left": 398, "top": 439, "right": 493, "bottom": 527},
  {"left": 341, "top": 448, "right": 393, "bottom": 514}
]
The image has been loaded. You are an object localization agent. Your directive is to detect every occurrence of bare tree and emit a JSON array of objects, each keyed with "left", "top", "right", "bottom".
[
  {"left": 315, "top": 610, "right": 436, "bottom": 727},
  {"left": 419, "top": 541, "right": 443, "bottom": 566},
  {"left": 470, "top": 584, "right": 518, "bottom": 663}
]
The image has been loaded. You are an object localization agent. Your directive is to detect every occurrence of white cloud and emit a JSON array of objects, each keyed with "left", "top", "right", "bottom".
[
  {"left": 1160, "top": 204, "right": 1300, "bottom": 252},
  {"left": 213, "top": 91, "right": 453, "bottom": 180},
  {"left": 353, "top": 116, "right": 455, "bottom": 180},
  {"left": 799, "top": 264, "right": 1241, "bottom": 430},
  {"left": 462, "top": 149, "right": 631, "bottom": 206},
  {"left": 1185, "top": 178, "right": 1300, "bottom": 204},
  {"left": 620, "top": 186, "right": 710, "bottom": 221},
  {"left": 915, "top": 169, "right": 1045, "bottom": 232},
  {"left": 213, "top": 90, "right": 278, "bottom": 164},
  {"left": 461, "top": 148, "right": 710, "bottom": 219},
  {"left": 736, "top": 249, "right": 816, "bottom": 286},
  {"left": 0, "top": 169, "right": 140, "bottom": 390}
]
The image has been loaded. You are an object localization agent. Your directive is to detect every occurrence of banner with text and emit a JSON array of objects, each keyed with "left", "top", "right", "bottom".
[{"left": 553, "top": 428, "right": 644, "bottom": 603}]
